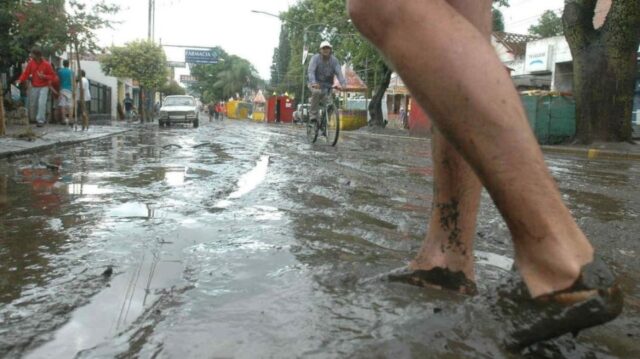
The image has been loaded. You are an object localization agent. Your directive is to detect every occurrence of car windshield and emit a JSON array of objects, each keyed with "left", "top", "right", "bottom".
[{"left": 163, "top": 97, "right": 195, "bottom": 106}]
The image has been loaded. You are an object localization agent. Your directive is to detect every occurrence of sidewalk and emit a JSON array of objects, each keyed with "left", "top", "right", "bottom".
[
  {"left": 0, "top": 122, "right": 133, "bottom": 160},
  {"left": 354, "top": 126, "right": 640, "bottom": 161},
  {"left": 1, "top": 121, "right": 639, "bottom": 161}
]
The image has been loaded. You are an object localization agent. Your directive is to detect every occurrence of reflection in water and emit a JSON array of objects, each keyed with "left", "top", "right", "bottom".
[
  {"left": 164, "top": 167, "right": 186, "bottom": 186},
  {"left": 66, "top": 183, "right": 113, "bottom": 196},
  {"left": 215, "top": 155, "right": 270, "bottom": 208},
  {"left": 108, "top": 202, "right": 155, "bottom": 219}
]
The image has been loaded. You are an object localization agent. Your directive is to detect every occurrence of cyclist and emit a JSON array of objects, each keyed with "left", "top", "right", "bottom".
[{"left": 307, "top": 41, "right": 346, "bottom": 123}]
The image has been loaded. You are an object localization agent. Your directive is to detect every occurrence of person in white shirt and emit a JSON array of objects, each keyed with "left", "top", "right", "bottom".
[{"left": 76, "top": 70, "right": 91, "bottom": 120}]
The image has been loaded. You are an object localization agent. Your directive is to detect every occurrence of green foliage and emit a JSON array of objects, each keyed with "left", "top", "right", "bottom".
[
  {"left": 493, "top": 0, "right": 509, "bottom": 32},
  {"left": 270, "top": 25, "right": 292, "bottom": 92},
  {"left": 160, "top": 80, "right": 186, "bottom": 96},
  {"left": 190, "top": 48, "right": 262, "bottom": 102},
  {"left": 67, "top": 0, "right": 119, "bottom": 54},
  {"left": 100, "top": 40, "right": 168, "bottom": 89},
  {"left": 493, "top": 8, "right": 505, "bottom": 32},
  {"left": 529, "top": 10, "right": 563, "bottom": 38},
  {"left": 274, "top": 0, "right": 381, "bottom": 101},
  {"left": 0, "top": 0, "right": 118, "bottom": 76},
  {"left": 0, "top": 0, "right": 68, "bottom": 74}
]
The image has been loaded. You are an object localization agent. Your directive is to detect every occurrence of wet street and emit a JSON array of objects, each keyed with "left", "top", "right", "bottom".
[{"left": 0, "top": 120, "right": 639, "bottom": 358}]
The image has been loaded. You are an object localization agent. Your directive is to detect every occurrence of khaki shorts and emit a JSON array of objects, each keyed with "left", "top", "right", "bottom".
[{"left": 58, "top": 89, "right": 72, "bottom": 108}]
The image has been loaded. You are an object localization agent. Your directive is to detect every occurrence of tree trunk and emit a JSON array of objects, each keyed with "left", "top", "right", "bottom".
[
  {"left": 368, "top": 64, "right": 392, "bottom": 127},
  {"left": 572, "top": 42, "right": 636, "bottom": 142},
  {"left": 139, "top": 86, "right": 145, "bottom": 123},
  {"left": 563, "top": 0, "right": 640, "bottom": 143},
  {"left": 0, "top": 80, "right": 6, "bottom": 136},
  {"left": 73, "top": 41, "right": 89, "bottom": 131}
]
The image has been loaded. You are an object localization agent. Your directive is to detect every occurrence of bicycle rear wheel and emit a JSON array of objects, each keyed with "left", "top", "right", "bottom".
[
  {"left": 306, "top": 118, "right": 319, "bottom": 144},
  {"left": 324, "top": 105, "right": 340, "bottom": 146}
]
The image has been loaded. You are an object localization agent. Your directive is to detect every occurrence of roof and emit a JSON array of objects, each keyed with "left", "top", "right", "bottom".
[
  {"left": 334, "top": 64, "right": 367, "bottom": 92},
  {"left": 493, "top": 32, "right": 539, "bottom": 57},
  {"left": 253, "top": 90, "right": 266, "bottom": 103},
  {"left": 387, "top": 73, "right": 410, "bottom": 95}
]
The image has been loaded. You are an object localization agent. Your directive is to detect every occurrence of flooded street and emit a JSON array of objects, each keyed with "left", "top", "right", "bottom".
[{"left": 1, "top": 120, "right": 639, "bottom": 358}]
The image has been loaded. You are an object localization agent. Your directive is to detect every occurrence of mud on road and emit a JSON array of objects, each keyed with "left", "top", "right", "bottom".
[{"left": 1, "top": 120, "right": 639, "bottom": 358}]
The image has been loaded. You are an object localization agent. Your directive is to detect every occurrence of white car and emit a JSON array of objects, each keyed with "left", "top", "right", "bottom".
[{"left": 158, "top": 95, "right": 199, "bottom": 128}]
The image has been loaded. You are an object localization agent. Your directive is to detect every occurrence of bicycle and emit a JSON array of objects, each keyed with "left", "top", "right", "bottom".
[{"left": 305, "top": 89, "right": 340, "bottom": 146}]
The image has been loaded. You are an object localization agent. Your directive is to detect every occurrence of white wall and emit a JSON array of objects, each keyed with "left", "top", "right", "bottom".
[
  {"left": 492, "top": 38, "right": 526, "bottom": 76},
  {"left": 81, "top": 60, "right": 118, "bottom": 119}
]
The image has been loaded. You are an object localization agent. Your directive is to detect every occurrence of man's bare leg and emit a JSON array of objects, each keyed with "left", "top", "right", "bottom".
[
  {"left": 348, "top": 0, "right": 593, "bottom": 298},
  {"left": 409, "top": 0, "right": 491, "bottom": 284}
]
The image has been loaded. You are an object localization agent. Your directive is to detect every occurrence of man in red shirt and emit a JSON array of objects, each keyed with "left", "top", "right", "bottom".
[{"left": 15, "top": 48, "right": 55, "bottom": 127}]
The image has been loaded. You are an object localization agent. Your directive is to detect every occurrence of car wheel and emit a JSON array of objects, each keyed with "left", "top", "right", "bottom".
[{"left": 193, "top": 118, "right": 199, "bottom": 128}]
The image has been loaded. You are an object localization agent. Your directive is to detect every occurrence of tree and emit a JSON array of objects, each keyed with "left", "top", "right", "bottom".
[
  {"left": 160, "top": 80, "right": 186, "bottom": 96},
  {"left": 189, "top": 48, "right": 262, "bottom": 102},
  {"left": 493, "top": 0, "right": 509, "bottom": 31},
  {"left": 277, "top": 0, "right": 393, "bottom": 126},
  {"left": 214, "top": 56, "right": 261, "bottom": 100},
  {"left": 1, "top": 0, "right": 68, "bottom": 135},
  {"left": 67, "top": 0, "right": 119, "bottom": 130},
  {"left": 270, "top": 25, "right": 291, "bottom": 93},
  {"left": 563, "top": 0, "right": 640, "bottom": 142},
  {"left": 493, "top": 8, "right": 505, "bottom": 32},
  {"left": 0, "top": 0, "right": 68, "bottom": 76},
  {"left": 529, "top": 10, "right": 563, "bottom": 37},
  {"left": 100, "top": 40, "right": 168, "bottom": 123}
]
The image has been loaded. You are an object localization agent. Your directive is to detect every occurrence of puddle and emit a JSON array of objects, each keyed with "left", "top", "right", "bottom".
[{"left": 25, "top": 259, "right": 184, "bottom": 359}]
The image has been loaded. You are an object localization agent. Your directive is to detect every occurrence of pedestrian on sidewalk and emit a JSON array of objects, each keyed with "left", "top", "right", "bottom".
[
  {"left": 76, "top": 70, "right": 91, "bottom": 122},
  {"left": 49, "top": 64, "right": 61, "bottom": 124},
  {"left": 57, "top": 60, "right": 74, "bottom": 125},
  {"left": 15, "top": 48, "right": 56, "bottom": 127},
  {"left": 348, "top": 0, "right": 622, "bottom": 350},
  {"left": 123, "top": 93, "right": 134, "bottom": 121}
]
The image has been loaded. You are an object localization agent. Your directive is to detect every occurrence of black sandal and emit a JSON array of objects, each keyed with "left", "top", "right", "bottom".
[
  {"left": 387, "top": 266, "right": 478, "bottom": 295},
  {"left": 499, "top": 257, "right": 623, "bottom": 351}
]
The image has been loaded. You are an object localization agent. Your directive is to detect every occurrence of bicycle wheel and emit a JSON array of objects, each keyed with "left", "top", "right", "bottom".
[
  {"left": 306, "top": 118, "right": 319, "bottom": 144},
  {"left": 324, "top": 105, "right": 340, "bottom": 146}
]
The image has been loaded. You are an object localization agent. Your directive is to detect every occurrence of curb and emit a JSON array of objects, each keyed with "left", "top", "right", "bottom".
[
  {"left": 347, "top": 131, "right": 640, "bottom": 161},
  {"left": 349, "top": 131, "right": 640, "bottom": 161},
  {"left": 541, "top": 145, "right": 640, "bottom": 161},
  {"left": 0, "top": 128, "right": 132, "bottom": 160}
]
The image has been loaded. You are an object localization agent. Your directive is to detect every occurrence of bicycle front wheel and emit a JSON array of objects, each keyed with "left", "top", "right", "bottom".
[
  {"left": 325, "top": 105, "right": 340, "bottom": 146},
  {"left": 306, "top": 118, "right": 319, "bottom": 144}
]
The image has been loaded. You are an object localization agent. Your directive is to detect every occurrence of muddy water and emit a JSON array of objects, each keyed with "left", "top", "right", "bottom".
[{"left": 0, "top": 121, "right": 639, "bottom": 358}]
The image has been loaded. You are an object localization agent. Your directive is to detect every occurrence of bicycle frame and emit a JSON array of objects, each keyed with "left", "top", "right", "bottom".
[{"left": 305, "top": 89, "right": 340, "bottom": 146}]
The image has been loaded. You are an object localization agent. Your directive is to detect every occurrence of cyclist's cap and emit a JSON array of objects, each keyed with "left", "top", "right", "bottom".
[{"left": 320, "top": 41, "right": 332, "bottom": 49}]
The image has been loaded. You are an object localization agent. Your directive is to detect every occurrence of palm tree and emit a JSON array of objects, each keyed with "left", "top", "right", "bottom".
[{"left": 214, "top": 56, "right": 258, "bottom": 100}]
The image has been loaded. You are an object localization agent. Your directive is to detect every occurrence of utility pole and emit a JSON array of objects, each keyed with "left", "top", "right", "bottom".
[{"left": 148, "top": 0, "right": 155, "bottom": 41}]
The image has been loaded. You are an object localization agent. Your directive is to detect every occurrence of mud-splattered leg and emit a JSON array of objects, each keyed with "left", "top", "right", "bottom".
[
  {"left": 348, "top": 0, "right": 594, "bottom": 297},
  {"left": 408, "top": 0, "right": 490, "bottom": 283}
]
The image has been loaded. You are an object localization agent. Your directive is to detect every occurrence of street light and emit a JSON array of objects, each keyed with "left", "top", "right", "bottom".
[{"left": 251, "top": 9, "right": 329, "bottom": 104}]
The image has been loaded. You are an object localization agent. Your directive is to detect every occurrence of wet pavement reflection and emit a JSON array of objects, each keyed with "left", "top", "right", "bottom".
[{"left": 0, "top": 121, "right": 639, "bottom": 358}]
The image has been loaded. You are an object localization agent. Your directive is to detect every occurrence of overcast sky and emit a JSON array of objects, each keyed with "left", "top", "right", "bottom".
[{"left": 94, "top": 0, "right": 565, "bottom": 81}]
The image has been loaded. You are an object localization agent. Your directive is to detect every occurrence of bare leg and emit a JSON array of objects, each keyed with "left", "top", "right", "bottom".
[
  {"left": 348, "top": 0, "right": 593, "bottom": 297},
  {"left": 410, "top": 0, "right": 491, "bottom": 283}
]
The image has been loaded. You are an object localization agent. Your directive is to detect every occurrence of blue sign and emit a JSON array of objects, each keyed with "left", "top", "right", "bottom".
[{"left": 185, "top": 49, "right": 218, "bottom": 65}]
